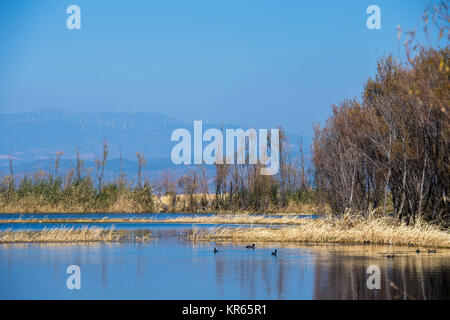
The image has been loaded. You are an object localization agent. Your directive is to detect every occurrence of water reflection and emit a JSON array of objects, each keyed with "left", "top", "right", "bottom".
[
  {"left": 0, "top": 231, "right": 448, "bottom": 300},
  {"left": 310, "top": 245, "right": 450, "bottom": 300}
]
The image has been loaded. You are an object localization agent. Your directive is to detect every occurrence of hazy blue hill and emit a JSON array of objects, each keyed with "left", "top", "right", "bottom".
[
  {"left": 0, "top": 108, "right": 311, "bottom": 179},
  {"left": 0, "top": 108, "right": 186, "bottom": 163}
]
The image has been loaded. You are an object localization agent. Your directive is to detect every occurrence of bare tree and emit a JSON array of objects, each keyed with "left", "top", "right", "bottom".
[
  {"left": 136, "top": 152, "right": 146, "bottom": 190},
  {"left": 95, "top": 140, "right": 109, "bottom": 191},
  {"left": 8, "top": 151, "right": 14, "bottom": 191},
  {"left": 75, "top": 147, "right": 84, "bottom": 182},
  {"left": 54, "top": 151, "right": 64, "bottom": 178}
]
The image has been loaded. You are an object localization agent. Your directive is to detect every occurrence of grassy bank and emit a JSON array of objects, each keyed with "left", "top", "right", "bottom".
[
  {"left": 189, "top": 212, "right": 450, "bottom": 248},
  {"left": 0, "top": 226, "right": 153, "bottom": 243},
  {"left": 0, "top": 192, "right": 324, "bottom": 214}
]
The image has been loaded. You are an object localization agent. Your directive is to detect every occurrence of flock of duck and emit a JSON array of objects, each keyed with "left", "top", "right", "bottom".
[
  {"left": 213, "top": 245, "right": 437, "bottom": 258},
  {"left": 386, "top": 248, "right": 437, "bottom": 258},
  {"left": 213, "top": 244, "right": 278, "bottom": 256}
]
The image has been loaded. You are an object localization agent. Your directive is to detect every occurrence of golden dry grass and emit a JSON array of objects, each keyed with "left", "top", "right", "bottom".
[
  {"left": 0, "top": 226, "right": 153, "bottom": 243},
  {"left": 189, "top": 212, "right": 450, "bottom": 248}
]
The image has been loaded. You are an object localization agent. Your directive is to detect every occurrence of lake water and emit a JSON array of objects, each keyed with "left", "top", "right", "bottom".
[{"left": 0, "top": 216, "right": 449, "bottom": 300}]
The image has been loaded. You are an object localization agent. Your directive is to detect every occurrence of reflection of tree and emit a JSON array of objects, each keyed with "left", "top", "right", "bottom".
[
  {"left": 277, "top": 260, "right": 286, "bottom": 299},
  {"left": 313, "top": 253, "right": 449, "bottom": 300},
  {"left": 214, "top": 253, "right": 225, "bottom": 298},
  {"left": 210, "top": 246, "right": 449, "bottom": 300},
  {"left": 101, "top": 249, "right": 107, "bottom": 289},
  {"left": 208, "top": 244, "right": 448, "bottom": 300}
]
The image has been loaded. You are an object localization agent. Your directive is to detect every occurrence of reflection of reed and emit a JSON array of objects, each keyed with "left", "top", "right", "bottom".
[
  {"left": 212, "top": 253, "right": 290, "bottom": 299},
  {"left": 209, "top": 246, "right": 317, "bottom": 299}
]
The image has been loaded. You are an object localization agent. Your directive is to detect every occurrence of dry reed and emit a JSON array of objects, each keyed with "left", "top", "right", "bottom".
[
  {"left": 0, "top": 226, "right": 153, "bottom": 243},
  {"left": 189, "top": 211, "right": 450, "bottom": 248}
]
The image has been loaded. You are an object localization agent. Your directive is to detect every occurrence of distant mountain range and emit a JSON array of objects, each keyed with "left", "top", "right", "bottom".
[
  {"left": 0, "top": 108, "right": 310, "bottom": 180},
  {"left": 0, "top": 107, "right": 185, "bottom": 161}
]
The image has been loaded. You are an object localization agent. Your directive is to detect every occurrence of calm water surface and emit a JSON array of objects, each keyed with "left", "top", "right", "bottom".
[{"left": 0, "top": 216, "right": 448, "bottom": 300}]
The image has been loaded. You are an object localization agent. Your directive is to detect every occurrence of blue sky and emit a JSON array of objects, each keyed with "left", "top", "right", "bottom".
[{"left": 0, "top": 0, "right": 433, "bottom": 133}]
